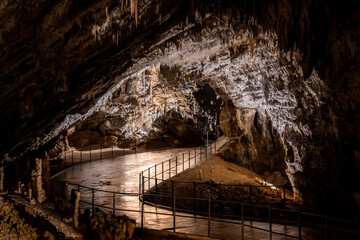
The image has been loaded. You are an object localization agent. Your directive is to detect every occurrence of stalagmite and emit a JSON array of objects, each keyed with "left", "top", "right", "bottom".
[
  {"left": 31, "top": 170, "right": 36, "bottom": 196},
  {"left": 35, "top": 158, "right": 46, "bottom": 203},
  {"left": 16, "top": 181, "right": 22, "bottom": 194},
  {"left": 28, "top": 187, "right": 36, "bottom": 205},
  {"left": 74, "top": 191, "right": 81, "bottom": 229}
]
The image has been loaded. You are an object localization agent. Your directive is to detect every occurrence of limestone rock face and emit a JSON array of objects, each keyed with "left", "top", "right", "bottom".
[
  {"left": 0, "top": 197, "right": 38, "bottom": 240},
  {"left": 219, "top": 103, "right": 285, "bottom": 177},
  {"left": 86, "top": 210, "right": 135, "bottom": 240}
]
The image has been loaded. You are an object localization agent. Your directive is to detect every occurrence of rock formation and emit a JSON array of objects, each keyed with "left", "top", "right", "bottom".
[
  {"left": 74, "top": 191, "right": 81, "bottom": 229},
  {"left": 0, "top": 197, "right": 38, "bottom": 240},
  {"left": 35, "top": 158, "right": 46, "bottom": 203},
  {"left": 218, "top": 102, "right": 286, "bottom": 184},
  {"left": 28, "top": 187, "right": 36, "bottom": 205},
  {"left": 86, "top": 209, "right": 136, "bottom": 240}
]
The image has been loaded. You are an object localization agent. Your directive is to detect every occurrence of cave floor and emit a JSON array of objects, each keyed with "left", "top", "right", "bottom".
[{"left": 54, "top": 147, "right": 327, "bottom": 240}]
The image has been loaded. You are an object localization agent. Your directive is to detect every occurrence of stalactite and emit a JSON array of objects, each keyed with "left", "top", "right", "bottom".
[
  {"left": 129, "top": 0, "right": 138, "bottom": 27},
  {"left": 135, "top": 3, "right": 138, "bottom": 27},
  {"left": 195, "top": 10, "right": 199, "bottom": 22},
  {"left": 249, "top": 37, "right": 255, "bottom": 57}
]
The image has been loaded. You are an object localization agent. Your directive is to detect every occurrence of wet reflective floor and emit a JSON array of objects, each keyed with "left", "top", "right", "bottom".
[{"left": 54, "top": 146, "right": 355, "bottom": 240}]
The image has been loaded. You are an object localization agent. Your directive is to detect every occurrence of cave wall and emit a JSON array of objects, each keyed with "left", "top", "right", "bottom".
[{"left": 219, "top": 103, "right": 286, "bottom": 179}]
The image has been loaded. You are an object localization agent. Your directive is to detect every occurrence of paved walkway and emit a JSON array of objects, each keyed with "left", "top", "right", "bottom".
[{"left": 54, "top": 138, "right": 349, "bottom": 240}]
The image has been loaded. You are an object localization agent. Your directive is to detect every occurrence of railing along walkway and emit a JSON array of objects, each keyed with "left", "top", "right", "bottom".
[{"left": 51, "top": 136, "right": 360, "bottom": 240}]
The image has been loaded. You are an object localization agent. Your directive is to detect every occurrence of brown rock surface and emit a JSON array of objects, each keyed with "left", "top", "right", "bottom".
[
  {"left": 86, "top": 209, "right": 136, "bottom": 240},
  {"left": 0, "top": 197, "right": 38, "bottom": 240}
]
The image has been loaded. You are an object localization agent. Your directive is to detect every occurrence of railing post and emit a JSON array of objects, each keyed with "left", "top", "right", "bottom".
[
  {"left": 64, "top": 152, "right": 67, "bottom": 166},
  {"left": 90, "top": 146, "right": 92, "bottom": 162},
  {"left": 162, "top": 162, "right": 164, "bottom": 181},
  {"left": 194, "top": 148, "right": 196, "bottom": 165},
  {"left": 175, "top": 156, "right": 178, "bottom": 175},
  {"left": 208, "top": 198, "right": 211, "bottom": 237},
  {"left": 195, "top": 149, "right": 197, "bottom": 164},
  {"left": 269, "top": 205, "right": 272, "bottom": 240},
  {"left": 171, "top": 180, "right": 174, "bottom": 197},
  {"left": 283, "top": 185, "right": 286, "bottom": 200},
  {"left": 241, "top": 202, "right": 245, "bottom": 240},
  {"left": 205, "top": 145, "right": 208, "bottom": 159},
  {"left": 188, "top": 151, "right": 191, "bottom": 168},
  {"left": 92, "top": 188, "right": 95, "bottom": 215},
  {"left": 72, "top": 151, "right": 74, "bottom": 165},
  {"left": 173, "top": 195, "right": 176, "bottom": 232},
  {"left": 298, "top": 210, "right": 301, "bottom": 240},
  {"left": 182, "top": 153, "right": 184, "bottom": 171},
  {"left": 148, "top": 169, "right": 150, "bottom": 190},
  {"left": 113, "top": 192, "right": 115, "bottom": 214},
  {"left": 155, "top": 178, "right": 158, "bottom": 192},
  {"left": 169, "top": 159, "right": 171, "bottom": 178},
  {"left": 80, "top": 149, "right": 82, "bottom": 163},
  {"left": 139, "top": 173, "right": 141, "bottom": 197},
  {"left": 141, "top": 176, "right": 144, "bottom": 229}
]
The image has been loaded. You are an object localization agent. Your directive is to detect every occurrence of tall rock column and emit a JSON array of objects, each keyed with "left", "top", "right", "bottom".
[
  {"left": 74, "top": 191, "right": 81, "bottom": 228},
  {"left": 35, "top": 158, "right": 46, "bottom": 203}
]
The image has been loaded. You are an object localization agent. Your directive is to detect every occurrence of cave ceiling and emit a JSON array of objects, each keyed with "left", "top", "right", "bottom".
[{"left": 0, "top": 0, "right": 359, "bottom": 168}]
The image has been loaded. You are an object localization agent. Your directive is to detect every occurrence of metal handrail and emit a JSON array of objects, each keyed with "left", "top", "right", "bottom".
[
  {"left": 52, "top": 179, "right": 360, "bottom": 240},
  {"left": 48, "top": 137, "right": 360, "bottom": 240}
]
